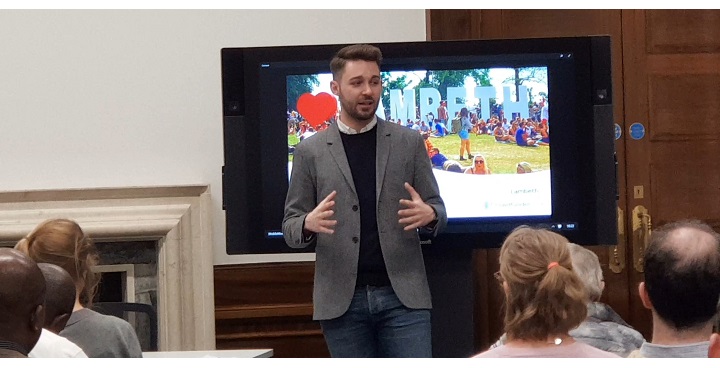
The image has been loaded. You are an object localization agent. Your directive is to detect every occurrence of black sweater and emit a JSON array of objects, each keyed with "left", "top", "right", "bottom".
[{"left": 339, "top": 127, "right": 390, "bottom": 287}]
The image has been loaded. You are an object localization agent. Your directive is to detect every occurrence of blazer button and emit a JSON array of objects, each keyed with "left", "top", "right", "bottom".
[
  {"left": 352, "top": 205, "right": 359, "bottom": 212},
  {"left": 352, "top": 236, "right": 359, "bottom": 243}
]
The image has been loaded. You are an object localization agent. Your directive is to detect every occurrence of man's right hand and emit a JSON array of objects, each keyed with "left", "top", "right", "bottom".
[{"left": 303, "top": 191, "right": 338, "bottom": 235}]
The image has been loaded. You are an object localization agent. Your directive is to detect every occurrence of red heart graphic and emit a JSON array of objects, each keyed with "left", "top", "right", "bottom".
[{"left": 296, "top": 92, "right": 338, "bottom": 130}]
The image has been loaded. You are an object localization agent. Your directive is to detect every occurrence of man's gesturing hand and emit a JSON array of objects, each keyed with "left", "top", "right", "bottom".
[
  {"left": 304, "top": 191, "right": 338, "bottom": 235},
  {"left": 398, "top": 183, "right": 436, "bottom": 231}
]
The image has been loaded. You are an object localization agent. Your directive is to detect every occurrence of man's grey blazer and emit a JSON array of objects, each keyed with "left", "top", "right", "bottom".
[{"left": 283, "top": 119, "right": 447, "bottom": 320}]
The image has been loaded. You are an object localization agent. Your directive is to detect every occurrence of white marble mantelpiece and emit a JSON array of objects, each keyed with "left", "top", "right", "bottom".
[{"left": 0, "top": 185, "right": 215, "bottom": 351}]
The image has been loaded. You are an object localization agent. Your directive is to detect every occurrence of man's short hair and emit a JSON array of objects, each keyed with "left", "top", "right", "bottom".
[
  {"left": 37, "top": 263, "right": 76, "bottom": 326},
  {"left": 644, "top": 219, "right": 720, "bottom": 330},
  {"left": 330, "top": 44, "right": 382, "bottom": 80}
]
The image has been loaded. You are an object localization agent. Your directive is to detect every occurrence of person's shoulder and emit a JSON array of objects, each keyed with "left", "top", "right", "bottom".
[
  {"left": 40, "top": 329, "right": 75, "bottom": 344},
  {"left": 51, "top": 333, "right": 87, "bottom": 357},
  {"left": 471, "top": 345, "right": 508, "bottom": 358},
  {"left": 614, "top": 322, "right": 645, "bottom": 343},
  {"left": 575, "top": 342, "right": 622, "bottom": 358},
  {"left": 83, "top": 308, "right": 136, "bottom": 333},
  {"left": 33, "top": 328, "right": 62, "bottom": 348},
  {"left": 30, "top": 329, "right": 87, "bottom": 358}
]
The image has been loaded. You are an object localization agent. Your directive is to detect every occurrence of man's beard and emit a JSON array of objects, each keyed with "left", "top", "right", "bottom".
[{"left": 340, "top": 97, "right": 378, "bottom": 122}]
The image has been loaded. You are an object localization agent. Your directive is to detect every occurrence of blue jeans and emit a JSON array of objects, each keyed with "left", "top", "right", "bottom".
[{"left": 319, "top": 286, "right": 432, "bottom": 358}]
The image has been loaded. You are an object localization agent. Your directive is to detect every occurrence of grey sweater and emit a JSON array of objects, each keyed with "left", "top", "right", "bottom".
[
  {"left": 628, "top": 341, "right": 711, "bottom": 358},
  {"left": 60, "top": 308, "right": 143, "bottom": 358}
]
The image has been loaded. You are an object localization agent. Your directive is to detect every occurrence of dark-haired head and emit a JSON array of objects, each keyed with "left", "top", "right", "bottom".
[
  {"left": 37, "top": 263, "right": 77, "bottom": 333},
  {"left": 0, "top": 248, "right": 46, "bottom": 355},
  {"left": 330, "top": 44, "right": 382, "bottom": 81},
  {"left": 642, "top": 219, "right": 720, "bottom": 331}
]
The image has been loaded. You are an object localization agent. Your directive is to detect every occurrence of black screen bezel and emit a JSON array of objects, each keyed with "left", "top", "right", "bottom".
[{"left": 222, "top": 37, "right": 616, "bottom": 254}]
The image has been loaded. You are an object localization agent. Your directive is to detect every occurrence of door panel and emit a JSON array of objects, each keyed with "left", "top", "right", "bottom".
[
  {"left": 646, "top": 10, "right": 720, "bottom": 54},
  {"left": 651, "top": 141, "right": 720, "bottom": 221},
  {"left": 496, "top": 10, "right": 620, "bottom": 39},
  {"left": 426, "top": 10, "right": 478, "bottom": 41},
  {"left": 622, "top": 8, "right": 720, "bottom": 338},
  {"left": 649, "top": 74, "right": 720, "bottom": 137}
]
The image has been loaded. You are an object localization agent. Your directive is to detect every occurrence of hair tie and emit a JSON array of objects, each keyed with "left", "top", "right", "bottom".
[{"left": 547, "top": 262, "right": 559, "bottom": 270}]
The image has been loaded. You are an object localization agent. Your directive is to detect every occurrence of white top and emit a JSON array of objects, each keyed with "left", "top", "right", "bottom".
[
  {"left": 337, "top": 116, "right": 377, "bottom": 134},
  {"left": 142, "top": 349, "right": 273, "bottom": 358},
  {"left": 29, "top": 329, "right": 88, "bottom": 358}
]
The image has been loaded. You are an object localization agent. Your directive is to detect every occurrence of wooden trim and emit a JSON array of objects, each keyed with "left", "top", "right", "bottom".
[
  {"left": 215, "top": 303, "right": 314, "bottom": 319},
  {"left": 425, "top": 9, "right": 432, "bottom": 41},
  {"left": 214, "top": 262, "right": 329, "bottom": 357},
  {"left": 427, "top": 10, "right": 476, "bottom": 41},
  {"left": 217, "top": 330, "right": 323, "bottom": 340}
]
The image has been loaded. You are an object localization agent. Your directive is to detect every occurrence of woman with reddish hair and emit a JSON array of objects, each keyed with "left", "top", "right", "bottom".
[{"left": 16, "top": 219, "right": 142, "bottom": 358}]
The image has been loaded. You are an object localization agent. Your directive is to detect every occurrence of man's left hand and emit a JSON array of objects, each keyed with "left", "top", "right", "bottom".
[{"left": 398, "top": 182, "right": 436, "bottom": 231}]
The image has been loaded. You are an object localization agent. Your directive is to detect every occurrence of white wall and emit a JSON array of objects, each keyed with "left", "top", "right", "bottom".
[{"left": 0, "top": 10, "right": 427, "bottom": 265}]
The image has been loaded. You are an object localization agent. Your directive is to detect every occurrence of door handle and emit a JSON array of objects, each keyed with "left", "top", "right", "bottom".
[
  {"left": 631, "top": 205, "right": 651, "bottom": 273},
  {"left": 609, "top": 206, "right": 626, "bottom": 274}
]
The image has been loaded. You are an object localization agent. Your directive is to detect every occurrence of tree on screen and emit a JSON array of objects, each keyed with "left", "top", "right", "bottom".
[
  {"left": 503, "top": 67, "right": 548, "bottom": 106},
  {"left": 381, "top": 72, "right": 412, "bottom": 117},
  {"left": 416, "top": 69, "right": 491, "bottom": 104},
  {"left": 287, "top": 74, "right": 320, "bottom": 112}
]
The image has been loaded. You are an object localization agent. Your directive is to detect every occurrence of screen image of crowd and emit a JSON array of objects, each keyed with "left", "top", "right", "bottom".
[{"left": 286, "top": 68, "right": 552, "bottom": 219}]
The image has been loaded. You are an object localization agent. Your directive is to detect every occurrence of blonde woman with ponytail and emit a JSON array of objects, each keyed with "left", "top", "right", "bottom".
[
  {"left": 16, "top": 219, "right": 142, "bottom": 358},
  {"left": 473, "top": 226, "right": 617, "bottom": 358}
]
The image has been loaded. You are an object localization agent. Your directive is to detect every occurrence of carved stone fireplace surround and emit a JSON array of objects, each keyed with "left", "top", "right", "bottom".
[{"left": 0, "top": 185, "right": 215, "bottom": 351}]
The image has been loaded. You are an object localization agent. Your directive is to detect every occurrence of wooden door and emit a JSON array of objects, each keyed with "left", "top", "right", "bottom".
[
  {"left": 621, "top": 9, "right": 720, "bottom": 336},
  {"left": 427, "top": 10, "right": 634, "bottom": 351}
]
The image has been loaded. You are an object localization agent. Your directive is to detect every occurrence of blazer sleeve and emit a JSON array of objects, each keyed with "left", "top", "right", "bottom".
[
  {"left": 282, "top": 140, "right": 317, "bottom": 248},
  {"left": 411, "top": 132, "right": 447, "bottom": 237}
]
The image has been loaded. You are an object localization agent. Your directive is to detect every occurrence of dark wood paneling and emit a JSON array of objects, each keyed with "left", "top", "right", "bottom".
[
  {"left": 648, "top": 74, "right": 720, "bottom": 138},
  {"left": 646, "top": 10, "right": 720, "bottom": 54},
  {"left": 473, "top": 248, "right": 504, "bottom": 351},
  {"left": 621, "top": 10, "right": 653, "bottom": 340},
  {"left": 495, "top": 10, "right": 620, "bottom": 39},
  {"left": 647, "top": 73, "right": 720, "bottom": 223},
  {"left": 428, "top": 10, "right": 477, "bottom": 41},
  {"left": 214, "top": 263, "right": 330, "bottom": 358},
  {"left": 650, "top": 141, "right": 720, "bottom": 222},
  {"left": 214, "top": 262, "right": 315, "bottom": 307}
]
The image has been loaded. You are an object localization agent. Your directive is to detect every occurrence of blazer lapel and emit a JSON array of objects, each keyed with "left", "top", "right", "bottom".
[
  {"left": 375, "top": 119, "right": 391, "bottom": 203},
  {"left": 326, "top": 123, "right": 357, "bottom": 197}
]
